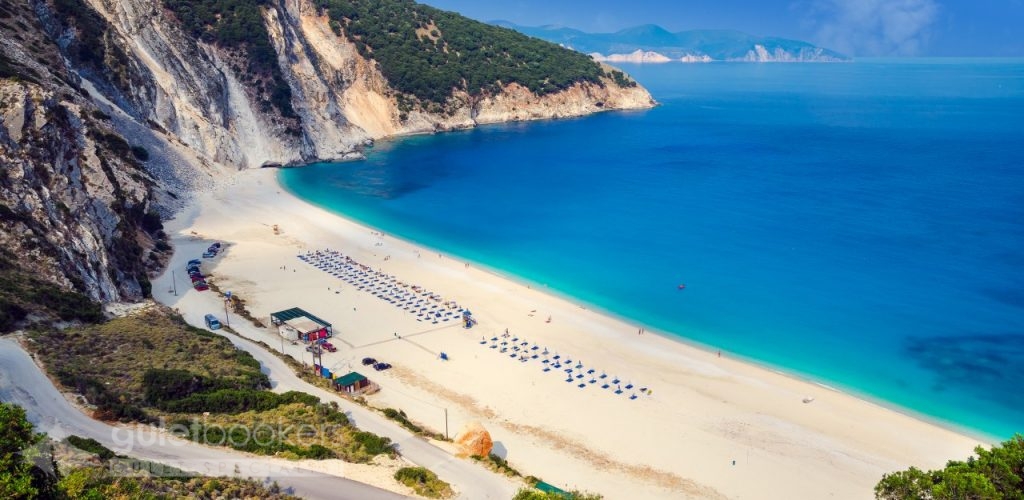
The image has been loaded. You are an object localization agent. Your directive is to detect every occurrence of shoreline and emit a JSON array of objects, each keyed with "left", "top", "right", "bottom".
[
  {"left": 277, "top": 171, "right": 997, "bottom": 446},
  {"left": 159, "top": 167, "right": 984, "bottom": 499}
]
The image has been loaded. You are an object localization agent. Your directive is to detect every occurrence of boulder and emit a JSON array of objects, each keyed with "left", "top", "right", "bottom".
[{"left": 454, "top": 421, "right": 493, "bottom": 458}]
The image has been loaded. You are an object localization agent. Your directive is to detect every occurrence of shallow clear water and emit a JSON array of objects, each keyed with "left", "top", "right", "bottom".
[{"left": 281, "top": 59, "right": 1024, "bottom": 439}]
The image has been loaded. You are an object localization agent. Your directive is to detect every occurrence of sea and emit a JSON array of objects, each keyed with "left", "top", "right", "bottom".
[{"left": 280, "top": 59, "right": 1024, "bottom": 440}]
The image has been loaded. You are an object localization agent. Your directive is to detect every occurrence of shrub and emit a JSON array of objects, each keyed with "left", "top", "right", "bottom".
[
  {"left": 394, "top": 466, "right": 452, "bottom": 498},
  {"left": 65, "top": 436, "right": 115, "bottom": 460},
  {"left": 352, "top": 431, "right": 392, "bottom": 456}
]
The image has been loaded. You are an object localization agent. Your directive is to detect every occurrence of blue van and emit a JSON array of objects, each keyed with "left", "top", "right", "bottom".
[{"left": 204, "top": 314, "right": 222, "bottom": 330}]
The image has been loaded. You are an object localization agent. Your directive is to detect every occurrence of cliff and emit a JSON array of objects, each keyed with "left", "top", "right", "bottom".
[
  {"left": 60, "top": 0, "right": 654, "bottom": 169},
  {"left": 0, "top": 0, "right": 652, "bottom": 316}
]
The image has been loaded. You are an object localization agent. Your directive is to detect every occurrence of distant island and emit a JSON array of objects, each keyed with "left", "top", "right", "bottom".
[{"left": 492, "top": 22, "right": 850, "bottom": 63}]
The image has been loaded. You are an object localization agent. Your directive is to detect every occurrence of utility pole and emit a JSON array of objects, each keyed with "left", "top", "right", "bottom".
[
  {"left": 444, "top": 408, "right": 449, "bottom": 440},
  {"left": 171, "top": 270, "right": 177, "bottom": 296},
  {"left": 224, "top": 290, "right": 232, "bottom": 326}
]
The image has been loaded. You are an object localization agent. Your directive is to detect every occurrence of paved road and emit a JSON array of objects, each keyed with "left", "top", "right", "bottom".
[
  {"left": 154, "top": 239, "right": 521, "bottom": 500},
  {"left": 0, "top": 338, "right": 407, "bottom": 500},
  {"left": 175, "top": 309, "right": 521, "bottom": 500}
]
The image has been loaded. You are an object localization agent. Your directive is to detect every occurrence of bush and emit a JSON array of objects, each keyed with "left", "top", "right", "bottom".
[
  {"left": 65, "top": 436, "right": 115, "bottom": 460},
  {"left": 381, "top": 407, "right": 423, "bottom": 434},
  {"left": 875, "top": 435, "right": 1024, "bottom": 499},
  {"left": 512, "top": 488, "right": 604, "bottom": 500},
  {"left": 352, "top": 431, "right": 392, "bottom": 456},
  {"left": 394, "top": 467, "right": 452, "bottom": 498}
]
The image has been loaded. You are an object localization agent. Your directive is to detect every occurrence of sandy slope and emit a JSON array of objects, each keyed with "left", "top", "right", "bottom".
[{"left": 155, "top": 168, "right": 983, "bottom": 499}]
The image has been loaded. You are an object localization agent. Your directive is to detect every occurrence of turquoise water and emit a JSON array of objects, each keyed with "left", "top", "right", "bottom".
[{"left": 281, "top": 59, "right": 1024, "bottom": 440}]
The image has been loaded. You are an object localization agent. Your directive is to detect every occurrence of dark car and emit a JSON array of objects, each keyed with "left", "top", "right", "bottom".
[
  {"left": 373, "top": 362, "right": 391, "bottom": 371},
  {"left": 193, "top": 283, "right": 209, "bottom": 291},
  {"left": 322, "top": 344, "right": 337, "bottom": 353},
  {"left": 361, "top": 357, "right": 377, "bottom": 366},
  {"left": 210, "top": 242, "right": 222, "bottom": 249},
  {"left": 202, "top": 251, "right": 216, "bottom": 258},
  {"left": 187, "top": 259, "right": 201, "bottom": 266}
]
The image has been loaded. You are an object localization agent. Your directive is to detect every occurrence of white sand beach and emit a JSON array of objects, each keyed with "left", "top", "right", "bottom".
[{"left": 154, "top": 168, "right": 984, "bottom": 499}]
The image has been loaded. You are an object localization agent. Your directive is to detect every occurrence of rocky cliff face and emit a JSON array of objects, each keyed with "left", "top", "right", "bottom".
[
  {"left": 72, "top": 0, "right": 654, "bottom": 169},
  {"left": 0, "top": 0, "right": 653, "bottom": 310},
  {"left": 0, "top": 80, "right": 161, "bottom": 302}
]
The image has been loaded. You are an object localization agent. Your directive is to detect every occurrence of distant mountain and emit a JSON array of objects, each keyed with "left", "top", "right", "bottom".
[{"left": 492, "top": 22, "right": 850, "bottom": 63}]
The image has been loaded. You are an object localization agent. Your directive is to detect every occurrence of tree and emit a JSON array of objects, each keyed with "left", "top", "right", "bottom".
[
  {"left": 875, "top": 467, "right": 934, "bottom": 500},
  {"left": 875, "top": 435, "right": 1024, "bottom": 499},
  {"left": 0, "top": 403, "right": 42, "bottom": 499}
]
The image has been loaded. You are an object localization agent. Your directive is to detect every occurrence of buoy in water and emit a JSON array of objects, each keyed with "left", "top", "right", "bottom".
[{"left": 678, "top": 284, "right": 686, "bottom": 290}]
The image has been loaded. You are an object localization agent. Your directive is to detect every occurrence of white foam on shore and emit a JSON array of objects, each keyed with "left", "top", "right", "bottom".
[{"left": 152, "top": 167, "right": 986, "bottom": 500}]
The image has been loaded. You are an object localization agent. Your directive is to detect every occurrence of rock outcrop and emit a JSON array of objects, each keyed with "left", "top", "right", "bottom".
[
  {"left": 68, "top": 0, "right": 654, "bottom": 170},
  {"left": 454, "top": 421, "right": 493, "bottom": 458},
  {"left": 0, "top": 0, "right": 653, "bottom": 310}
]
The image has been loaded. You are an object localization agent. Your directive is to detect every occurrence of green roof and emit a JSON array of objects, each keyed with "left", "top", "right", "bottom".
[
  {"left": 334, "top": 372, "right": 367, "bottom": 386},
  {"left": 535, "top": 481, "right": 569, "bottom": 497},
  {"left": 270, "top": 307, "right": 332, "bottom": 327}
]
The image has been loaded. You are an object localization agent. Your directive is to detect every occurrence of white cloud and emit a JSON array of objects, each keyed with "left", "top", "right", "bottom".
[{"left": 807, "top": 0, "right": 939, "bottom": 56}]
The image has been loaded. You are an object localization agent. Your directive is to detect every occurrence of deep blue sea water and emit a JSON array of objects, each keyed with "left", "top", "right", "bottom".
[{"left": 281, "top": 59, "right": 1024, "bottom": 440}]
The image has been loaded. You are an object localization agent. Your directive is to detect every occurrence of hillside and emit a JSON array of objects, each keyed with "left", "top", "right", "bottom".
[
  {"left": 0, "top": 0, "right": 652, "bottom": 323},
  {"left": 494, "top": 22, "right": 850, "bottom": 62}
]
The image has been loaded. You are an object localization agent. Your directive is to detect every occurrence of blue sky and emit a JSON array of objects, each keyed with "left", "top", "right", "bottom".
[{"left": 422, "top": 0, "right": 1024, "bottom": 57}]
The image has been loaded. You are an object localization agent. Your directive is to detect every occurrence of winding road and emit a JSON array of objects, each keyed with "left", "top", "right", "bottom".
[
  {"left": 0, "top": 338, "right": 407, "bottom": 499},
  {"left": 0, "top": 326, "right": 519, "bottom": 499},
  {"left": 175, "top": 310, "right": 521, "bottom": 500}
]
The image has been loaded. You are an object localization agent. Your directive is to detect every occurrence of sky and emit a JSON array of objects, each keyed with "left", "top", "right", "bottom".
[{"left": 421, "top": 0, "right": 1024, "bottom": 57}]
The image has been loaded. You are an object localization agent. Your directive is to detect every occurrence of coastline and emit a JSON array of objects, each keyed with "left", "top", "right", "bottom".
[
  {"left": 157, "top": 167, "right": 984, "bottom": 499},
  {"left": 276, "top": 170, "right": 999, "bottom": 446}
]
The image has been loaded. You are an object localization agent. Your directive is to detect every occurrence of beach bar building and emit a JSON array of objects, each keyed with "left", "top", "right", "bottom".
[
  {"left": 270, "top": 307, "right": 333, "bottom": 342},
  {"left": 334, "top": 372, "right": 370, "bottom": 394}
]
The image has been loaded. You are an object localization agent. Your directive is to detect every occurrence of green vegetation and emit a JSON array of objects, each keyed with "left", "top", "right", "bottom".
[
  {"left": 64, "top": 436, "right": 114, "bottom": 461},
  {"left": 0, "top": 402, "right": 49, "bottom": 498},
  {"left": 1, "top": 402, "right": 298, "bottom": 499},
  {"left": 471, "top": 452, "right": 522, "bottom": 478},
  {"left": 381, "top": 408, "right": 418, "bottom": 432},
  {"left": 161, "top": 0, "right": 296, "bottom": 118},
  {"left": 315, "top": 0, "right": 616, "bottom": 107},
  {"left": 607, "top": 69, "right": 637, "bottom": 89},
  {"left": 875, "top": 435, "right": 1024, "bottom": 499},
  {"left": 394, "top": 466, "right": 453, "bottom": 498},
  {"left": 0, "top": 250, "right": 103, "bottom": 332},
  {"left": 511, "top": 487, "right": 604, "bottom": 500},
  {"left": 30, "top": 309, "right": 268, "bottom": 421},
  {"left": 28, "top": 307, "right": 394, "bottom": 462}
]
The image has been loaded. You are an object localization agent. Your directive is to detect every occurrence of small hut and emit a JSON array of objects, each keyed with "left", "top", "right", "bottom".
[{"left": 334, "top": 372, "right": 370, "bottom": 393}]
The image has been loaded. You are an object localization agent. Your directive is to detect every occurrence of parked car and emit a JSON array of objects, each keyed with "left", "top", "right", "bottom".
[
  {"left": 305, "top": 345, "right": 320, "bottom": 353},
  {"left": 204, "top": 314, "right": 221, "bottom": 330},
  {"left": 210, "top": 242, "right": 222, "bottom": 249},
  {"left": 202, "top": 251, "right": 216, "bottom": 258},
  {"left": 373, "top": 362, "right": 391, "bottom": 371},
  {"left": 187, "top": 259, "right": 201, "bottom": 266},
  {"left": 361, "top": 357, "right": 376, "bottom": 366},
  {"left": 322, "top": 343, "right": 337, "bottom": 352},
  {"left": 193, "top": 283, "right": 209, "bottom": 291}
]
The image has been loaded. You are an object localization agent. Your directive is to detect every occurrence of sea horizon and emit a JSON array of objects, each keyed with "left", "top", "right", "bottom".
[{"left": 281, "top": 58, "right": 1024, "bottom": 440}]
